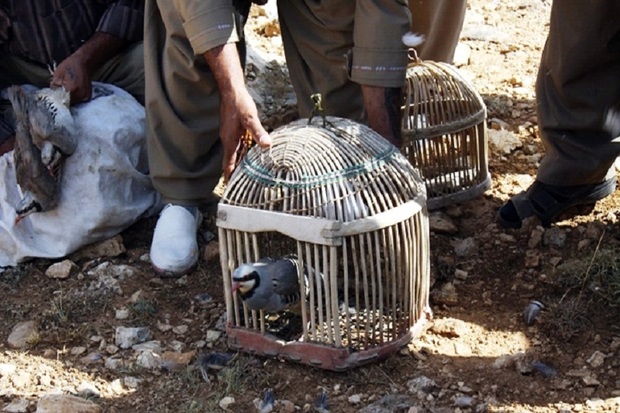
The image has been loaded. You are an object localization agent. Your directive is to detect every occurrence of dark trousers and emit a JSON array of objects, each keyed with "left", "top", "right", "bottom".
[{"left": 536, "top": 1, "right": 620, "bottom": 185}]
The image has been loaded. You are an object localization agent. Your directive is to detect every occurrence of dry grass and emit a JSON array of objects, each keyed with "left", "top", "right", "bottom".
[{"left": 546, "top": 241, "right": 620, "bottom": 339}]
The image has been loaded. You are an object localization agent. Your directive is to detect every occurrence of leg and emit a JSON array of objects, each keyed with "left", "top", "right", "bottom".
[
  {"left": 144, "top": 3, "right": 223, "bottom": 208},
  {"left": 144, "top": 1, "right": 223, "bottom": 275},
  {"left": 278, "top": 0, "right": 410, "bottom": 146},
  {"left": 408, "top": 0, "right": 466, "bottom": 63},
  {"left": 277, "top": 0, "right": 363, "bottom": 122},
  {"left": 499, "top": 0, "right": 620, "bottom": 228},
  {"left": 93, "top": 42, "right": 145, "bottom": 105}
]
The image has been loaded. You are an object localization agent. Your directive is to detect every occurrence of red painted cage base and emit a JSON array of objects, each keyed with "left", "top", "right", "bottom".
[{"left": 226, "top": 311, "right": 429, "bottom": 371}]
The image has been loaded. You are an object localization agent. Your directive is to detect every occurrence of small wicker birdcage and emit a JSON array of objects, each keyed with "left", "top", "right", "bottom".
[
  {"left": 217, "top": 117, "right": 431, "bottom": 371},
  {"left": 401, "top": 55, "right": 491, "bottom": 209}
]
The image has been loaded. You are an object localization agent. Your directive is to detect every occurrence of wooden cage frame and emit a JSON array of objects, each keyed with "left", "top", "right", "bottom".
[
  {"left": 217, "top": 117, "right": 431, "bottom": 371},
  {"left": 401, "top": 58, "right": 491, "bottom": 209}
]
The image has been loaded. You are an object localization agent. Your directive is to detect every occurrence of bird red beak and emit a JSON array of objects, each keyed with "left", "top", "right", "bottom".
[{"left": 231, "top": 281, "right": 240, "bottom": 293}]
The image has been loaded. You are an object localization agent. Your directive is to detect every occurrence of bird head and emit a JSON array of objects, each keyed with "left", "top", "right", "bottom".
[
  {"left": 231, "top": 263, "right": 260, "bottom": 295},
  {"left": 14, "top": 193, "right": 42, "bottom": 224}
]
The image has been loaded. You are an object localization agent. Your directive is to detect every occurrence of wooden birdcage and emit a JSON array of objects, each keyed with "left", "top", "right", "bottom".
[
  {"left": 217, "top": 117, "right": 431, "bottom": 371},
  {"left": 401, "top": 55, "right": 491, "bottom": 209}
]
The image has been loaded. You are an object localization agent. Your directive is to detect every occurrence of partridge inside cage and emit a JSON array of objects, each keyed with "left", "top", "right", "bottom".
[
  {"left": 401, "top": 57, "right": 491, "bottom": 209},
  {"left": 217, "top": 117, "right": 431, "bottom": 371}
]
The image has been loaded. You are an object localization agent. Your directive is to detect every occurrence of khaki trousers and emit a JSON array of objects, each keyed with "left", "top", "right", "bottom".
[
  {"left": 408, "top": 0, "right": 466, "bottom": 63},
  {"left": 277, "top": 0, "right": 410, "bottom": 120},
  {"left": 144, "top": 0, "right": 224, "bottom": 206},
  {"left": 536, "top": 1, "right": 620, "bottom": 185}
]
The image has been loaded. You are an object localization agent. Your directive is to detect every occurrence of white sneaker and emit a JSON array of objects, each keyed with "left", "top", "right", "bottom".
[{"left": 150, "top": 204, "right": 202, "bottom": 276}]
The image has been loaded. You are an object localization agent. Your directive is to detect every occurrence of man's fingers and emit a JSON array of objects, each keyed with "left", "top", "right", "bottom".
[
  {"left": 245, "top": 120, "right": 271, "bottom": 148},
  {"left": 254, "top": 133, "right": 272, "bottom": 147}
]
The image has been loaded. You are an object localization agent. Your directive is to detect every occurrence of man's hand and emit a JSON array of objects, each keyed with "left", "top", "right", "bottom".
[
  {"left": 219, "top": 87, "right": 271, "bottom": 181},
  {"left": 203, "top": 42, "right": 271, "bottom": 181},
  {"left": 51, "top": 54, "right": 92, "bottom": 105},
  {"left": 50, "top": 32, "right": 125, "bottom": 105}
]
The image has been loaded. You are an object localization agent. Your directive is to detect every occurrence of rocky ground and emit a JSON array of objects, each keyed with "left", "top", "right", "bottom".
[{"left": 1, "top": 1, "right": 620, "bottom": 412}]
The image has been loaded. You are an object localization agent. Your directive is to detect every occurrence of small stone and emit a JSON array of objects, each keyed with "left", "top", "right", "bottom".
[
  {"left": 169, "top": 340, "right": 185, "bottom": 352},
  {"left": 123, "top": 376, "right": 142, "bottom": 389},
  {"left": 106, "top": 344, "right": 119, "bottom": 354},
  {"left": 358, "top": 394, "right": 414, "bottom": 413},
  {"left": 528, "top": 228, "right": 543, "bottom": 248},
  {"left": 109, "top": 379, "right": 126, "bottom": 395},
  {"left": 280, "top": 400, "right": 295, "bottom": 413},
  {"left": 71, "top": 346, "right": 87, "bottom": 356},
  {"left": 77, "top": 381, "right": 101, "bottom": 398},
  {"left": 132, "top": 341, "right": 162, "bottom": 352},
  {"left": 429, "top": 212, "right": 458, "bottom": 235},
  {"left": 115, "top": 326, "right": 152, "bottom": 349},
  {"left": 8, "top": 321, "right": 39, "bottom": 349},
  {"left": 429, "top": 318, "right": 469, "bottom": 338},
  {"left": 407, "top": 376, "right": 437, "bottom": 394},
  {"left": 219, "top": 396, "right": 235, "bottom": 410},
  {"left": 36, "top": 394, "right": 102, "bottom": 413},
  {"left": 582, "top": 376, "right": 601, "bottom": 386},
  {"left": 206, "top": 330, "right": 222, "bottom": 342},
  {"left": 488, "top": 128, "right": 522, "bottom": 154},
  {"left": 128, "top": 290, "right": 143, "bottom": 303},
  {"left": 3, "top": 398, "right": 29, "bottom": 413},
  {"left": 524, "top": 250, "right": 540, "bottom": 268},
  {"left": 172, "top": 325, "right": 189, "bottom": 335},
  {"left": 348, "top": 394, "right": 362, "bottom": 404},
  {"left": 72, "top": 234, "right": 126, "bottom": 260},
  {"left": 452, "top": 237, "right": 478, "bottom": 257},
  {"left": 543, "top": 227, "right": 567, "bottom": 248},
  {"left": 80, "top": 352, "right": 103, "bottom": 365},
  {"left": 104, "top": 358, "right": 124, "bottom": 370},
  {"left": 157, "top": 320, "right": 172, "bottom": 332},
  {"left": 135, "top": 351, "right": 161, "bottom": 369},
  {"left": 454, "top": 269, "right": 468, "bottom": 280},
  {"left": 430, "top": 282, "right": 459, "bottom": 306},
  {"left": 586, "top": 351, "right": 606, "bottom": 368},
  {"left": 453, "top": 43, "right": 471, "bottom": 67},
  {"left": 455, "top": 396, "right": 475, "bottom": 408},
  {"left": 45, "top": 259, "right": 78, "bottom": 279},
  {"left": 115, "top": 308, "right": 130, "bottom": 320}
]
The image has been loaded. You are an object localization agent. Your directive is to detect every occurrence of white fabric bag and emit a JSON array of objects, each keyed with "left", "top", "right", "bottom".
[{"left": 0, "top": 83, "right": 160, "bottom": 267}]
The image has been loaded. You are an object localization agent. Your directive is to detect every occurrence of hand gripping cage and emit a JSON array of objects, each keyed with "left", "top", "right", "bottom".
[
  {"left": 217, "top": 117, "right": 431, "bottom": 371},
  {"left": 401, "top": 56, "right": 491, "bottom": 209}
]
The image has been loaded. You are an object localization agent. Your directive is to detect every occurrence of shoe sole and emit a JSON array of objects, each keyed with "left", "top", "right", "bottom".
[
  {"left": 152, "top": 263, "right": 197, "bottom": 278},
  {"left": 499, "top": 177, "right": 617, "bottom": 229}
]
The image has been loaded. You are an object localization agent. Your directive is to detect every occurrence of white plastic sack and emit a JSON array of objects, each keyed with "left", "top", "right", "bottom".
[{"left": 0, "top": 83, "right": 160, "bottom": 267}]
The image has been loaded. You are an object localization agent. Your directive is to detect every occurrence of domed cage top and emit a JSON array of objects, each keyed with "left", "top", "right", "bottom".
[
  {"left": 217, "top": 117, "right": 431, "bottom": 371},
  {"left": 401, "top": 57, "right": 491, "bottom": 209}
]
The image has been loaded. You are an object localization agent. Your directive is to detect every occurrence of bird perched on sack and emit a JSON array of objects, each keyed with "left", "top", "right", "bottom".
[
  {"left": 7, "top": 85, "right": 77, "bottom": 223},
  {"left": 232, "top": 255, "right": 308, "bottom": 313}
]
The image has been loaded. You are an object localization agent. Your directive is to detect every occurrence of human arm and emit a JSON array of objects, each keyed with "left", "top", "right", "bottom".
[
  {"left": 203, "top": 43, "right": 271, "bottom": 180},
  {"left": 51, "top": 0, "right": 144, "bottom": 105},
  {"left": 51, "top": 32, "right": 126, "bottom": 105}
]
